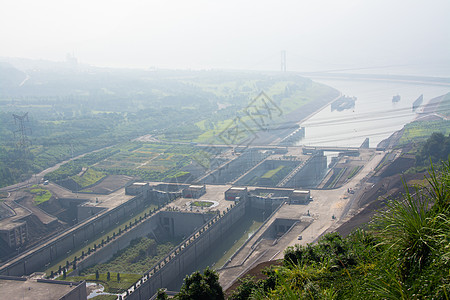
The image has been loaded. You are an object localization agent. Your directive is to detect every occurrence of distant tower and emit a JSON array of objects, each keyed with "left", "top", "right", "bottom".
[
  {"left": 66, "top": 52, "right": 78, "bottom": 67},
  {"left": 12, "top": 112, "right": 31, "bottom": 149},
  {"left": 281, "top": 50, "right": 286, "bottom": 72}
]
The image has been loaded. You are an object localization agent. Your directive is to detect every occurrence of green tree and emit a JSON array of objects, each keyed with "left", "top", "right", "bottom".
[
  {"left": 229, "top": 276, "right": 260, "bottom": 300},
  {"left": 176, "top": 267, "right": 224, "bottom": 300},
  {"left": 416, "top": 132, "right": 450, "bottom": 166},
  {"left": 156, "top": 288, "right": 168, "bottom": 300},
  {"left": 96, "top": 270, "right": 99, "bottom": 280}
]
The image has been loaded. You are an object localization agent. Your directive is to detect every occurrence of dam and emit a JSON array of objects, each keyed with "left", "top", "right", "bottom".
[{"left": 0, "top": 145, "right": 377, "bottom": 299}]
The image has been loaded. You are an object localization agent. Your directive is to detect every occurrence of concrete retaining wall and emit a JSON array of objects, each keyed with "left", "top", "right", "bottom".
[
  {"left": 126, "top": 199, "right": 247, "bottom": 300},
  {"left": 0, "top": 194, "right": 148, "bottom": 277},
  {"left": 74, "top": 215, "right": 159, "bottom": 274},
  {"left": 74, "top": 211, "right": 214, "bottom": 275},
  {"left": 285, "top": 155, "right": 327, "bottom": 188}
]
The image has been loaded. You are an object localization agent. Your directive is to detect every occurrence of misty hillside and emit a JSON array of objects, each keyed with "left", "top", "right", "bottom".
[
  {"left": 0, "top": 62, "right": 26, "bottom": 91},
  {"left": 0, "top": 59, "right": 337, "bottom": 187}
]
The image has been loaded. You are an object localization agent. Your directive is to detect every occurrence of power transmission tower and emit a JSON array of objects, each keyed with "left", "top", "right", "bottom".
[
  {"left": 281, "top": 50, "right": 286, "bottom": 72},
  {"left": 13, "top": 112, "right": 32, "bottom": 149}
]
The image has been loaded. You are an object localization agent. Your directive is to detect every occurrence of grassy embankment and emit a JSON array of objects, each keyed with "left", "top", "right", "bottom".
[
  {"left": 397, "top": 92, "right": 450, "bottom": 147},
  {"left": 44, "top": 204, "right": 157, "bottom": 276},
  {"left": 398, "top": 119, "right": 450, "bottom": 147},
  {"left": 194, "top": 81, "right": 336, "bottom": 144},
  {"left": 28, "top": 185, "right": 52, "bottom": 205},
  {"left": 261, "top": 166, "right": 285, "bottom": 179},
  {"left": 71, "top": 168, "right": 106, "bottom": 189}
]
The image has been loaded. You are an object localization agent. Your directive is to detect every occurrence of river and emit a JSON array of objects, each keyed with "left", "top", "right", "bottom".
[{"left": 296, "top": 79, "right": 450, "bottom": 148}]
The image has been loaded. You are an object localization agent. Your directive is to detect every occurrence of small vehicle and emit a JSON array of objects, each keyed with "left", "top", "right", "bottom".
[{"left": 297, "top": 235, "right": 303, "bottom": 240}]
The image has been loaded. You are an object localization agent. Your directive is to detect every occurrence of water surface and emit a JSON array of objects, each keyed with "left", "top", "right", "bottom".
[{"left": 297, "top": 79, "right": 450, "bottom": 147}]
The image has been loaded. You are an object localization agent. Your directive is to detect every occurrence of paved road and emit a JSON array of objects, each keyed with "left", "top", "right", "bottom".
[
  {"left": 218, "top": 150, "right": 386, "bottom": 289},
  {"left": 0, "top": 145, "right": 114, "bottom": 193},
  {"left": 278, "top": 150, "right": 385, "bottom": 254}
]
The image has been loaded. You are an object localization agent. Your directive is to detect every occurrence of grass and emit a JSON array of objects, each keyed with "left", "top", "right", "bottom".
[
  {"left": 191, "top": 201, "right": 214, "bottom": 207},
  {"left": 71, "top": 168, "right": 106, "bottom": 188},
  {"left": 347, "top": 166, "right": 362, "bottom": 179},
  {"left": 407, "top": 178, "right": 428, "bottom": 188},
  {"left": 91, "top": 295, "right": 117, "bottom": 300},
  {"left": 82, "top": 238, "right": 179, "bottom": 275},
  {"left": 398, "top": 120, "right": 450, "bottom": 146},
  {"left": 193, "top": 81, "right": 337, "bottom": 145},
  {"left": 62, "top": 272, "right": 141, "bottom": 294},
  {"left": 327, "top": 167, "right": 346, "bottom": 188},
  {"left": 261, "top": 166, "right": 285, "bottom": 179},
  {"left": 29, "top": 187, "right": 52, "bottom": 205},
  {"left": 94, "top": 142, "right": 201, "bottom": 181},
  {"left": 194, "top": 119, "right": 234, "bottom": 143},
  {"left": 44, "top": 204, "right": 158, "bottom": 276}
]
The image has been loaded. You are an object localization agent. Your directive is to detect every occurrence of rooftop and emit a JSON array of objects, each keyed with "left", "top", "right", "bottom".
[{"left": 0, "top": 275, "right": 85, "bottom": 300}]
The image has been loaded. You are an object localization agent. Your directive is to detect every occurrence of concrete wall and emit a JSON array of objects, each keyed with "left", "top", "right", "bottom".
[
  {"left": 77, "top": 205, "right": 106, "bottom": 223},
  {"left": 250, "top": 196, "right": 286, "bottom": 212},
  {"left": 74, "top": 214, "right": 159, "bottom": 274},
  {"left": 35, "top": 279, "right": 87, "bottom": 300},
  {"left": 158, "top": 211, "right": 214, "bottom": 238},
  {"left": 235, "top": 160, "right": 299, "bottom": 187},
  {"left": 59, "top": 280, "right": 87, "bottom": 300},
  {"left": 74, "top": 211, "right": 214, "bottom": 275},
  {"left": 261, "top": 218, "right": 298, "bottom": 239},
  {"left": 0, "top": 194, "right": 148, "bottom": 277},
  {"left": 203, "top": 150, "right": 269, "bottom": 184},
  {"left": 126, "top": 199, "right": 247, "bottom": 300},
  {"left": 285, "top": 155, "right": 327, "bottom": 188}
]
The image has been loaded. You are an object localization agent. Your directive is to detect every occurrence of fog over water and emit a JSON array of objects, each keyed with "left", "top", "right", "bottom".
[{"left": 297, "top": 79, "right": 450, "bottom": 147}]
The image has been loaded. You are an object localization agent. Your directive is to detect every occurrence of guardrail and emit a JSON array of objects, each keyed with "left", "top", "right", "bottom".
[{"left": 123, "top": 199, "right": 247, "bottom": 298}]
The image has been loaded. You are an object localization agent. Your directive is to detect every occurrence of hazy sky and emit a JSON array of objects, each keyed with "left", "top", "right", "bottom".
[{"left": 1, "top": 0, "right": 449, "bottom": 74}]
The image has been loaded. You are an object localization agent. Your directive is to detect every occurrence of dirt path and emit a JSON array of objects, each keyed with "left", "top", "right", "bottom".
[{"left": 0, "top": 145, "right": 114, "bottom": 193}]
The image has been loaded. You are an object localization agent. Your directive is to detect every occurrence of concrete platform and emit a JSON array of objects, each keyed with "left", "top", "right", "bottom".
[
  {"left": 0, "top": 274, "right": 86, "bottom": 300},
  {"left": 165, "top": 184, "right": 233, "bottom": 213}
]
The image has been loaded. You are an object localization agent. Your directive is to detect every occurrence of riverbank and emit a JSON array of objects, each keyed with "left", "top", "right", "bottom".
[
  {"left": 254, "top": 88, "right": 341, "bottom": 145},
  {"left": 303, "top": 72, "right": 450, "bottom": 87}
]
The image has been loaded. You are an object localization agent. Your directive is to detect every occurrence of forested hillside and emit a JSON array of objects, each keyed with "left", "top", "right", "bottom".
[{"left": 0, "top": 59, "right": 337, "bottom": 188}]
